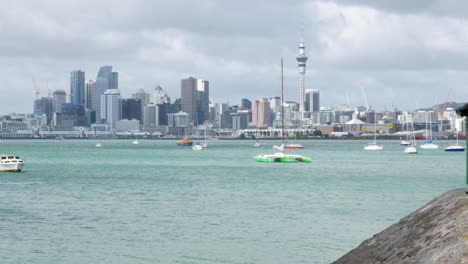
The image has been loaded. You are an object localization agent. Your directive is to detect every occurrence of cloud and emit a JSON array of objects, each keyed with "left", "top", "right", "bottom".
[{"left": 1, "top": 0, "right": 467, "bottom": 114}]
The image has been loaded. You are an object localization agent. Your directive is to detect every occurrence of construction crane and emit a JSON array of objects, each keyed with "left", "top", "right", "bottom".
[
  {"left": 32, "top": 77, "right": 40, "bottom": 100},
  {"left": 438, "top": 88, "right": 452, "bottom": 120}
]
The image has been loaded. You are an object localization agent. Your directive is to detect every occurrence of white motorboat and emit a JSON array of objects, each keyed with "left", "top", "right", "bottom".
[
  {"left": 132, "top": 140, "right": 139, "bottom": 145},
  {"left": 0, "top": 155, "right": 25, "bottom": 172},
  {"left": 192, "top": 143, "right": 203, "bottom": 151},
  {"left": 96, "top": 143, "right": 102, "bottom": 147},
  {"left": 253, "top": 140, "right": 261, "bottom": 147},
  {"left": 420, "top": 142, "right": 439, "bottom": 149},
  {"left": 400, "top": 140, "right": 411, "bottom": 146},
  {"left": 404, "top": 146, "right": 418, "bottom": 154},
  {"left": 364, "top": 144, "right": 383, "bottom": 151}
]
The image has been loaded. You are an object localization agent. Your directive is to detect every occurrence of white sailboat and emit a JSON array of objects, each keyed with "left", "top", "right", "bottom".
[
  {"left": 202, "top": 127, "right": 209, "bottom": 148},
  {"left": 400, "top": 119, "right": 411, "bottom": 146},
  {"left": 445, "top": 123, "right": 465, "bottom": 152},
  {"left": 364, "top": 112, "right": 383, "bottom": 151},
  {"left": 420, "top": 111, "right": 438, "bottom": 149},
  {"left": 132, "top": 135, "right": 139, "bottom": 145},
  {"left": 96, "top": 142, "right": 102, "bottom": 147},
  {"left": 404, "top": 115, "right": 418, "bottom": 154},
  {"left": 192, "top": 142, "right": 203, "bottom": 151}
]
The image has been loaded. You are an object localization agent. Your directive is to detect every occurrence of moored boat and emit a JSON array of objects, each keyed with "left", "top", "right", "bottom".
[
  {"left": 177, "top": 138, "right": 193, "bottom": 146},
  {"left": 444, "top": 145, "right": 465, "bottom": 152},
  {"left": 192, "top": 143, "right": 203, "bottom": 151},
  {"left": 0, "top": 155, "right": 25, "bottom": 172}
]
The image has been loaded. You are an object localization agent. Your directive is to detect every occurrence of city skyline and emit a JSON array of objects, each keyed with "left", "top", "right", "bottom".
[{"left": 2, "top": 0, "right": 468, "bottom": 114}]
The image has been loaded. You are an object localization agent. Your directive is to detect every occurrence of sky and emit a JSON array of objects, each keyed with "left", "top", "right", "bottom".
[{"left": 1, "top": 0, "right": 468, "bottom": 114}]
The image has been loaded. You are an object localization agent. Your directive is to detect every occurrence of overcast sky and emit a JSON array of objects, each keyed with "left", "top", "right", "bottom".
[{"left": 1, "top": 0, "right": 468, "bottom": 114}]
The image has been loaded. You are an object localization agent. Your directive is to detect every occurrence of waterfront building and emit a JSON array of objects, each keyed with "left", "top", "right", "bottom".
[
  {"left": 95, "top": 66, "right": 113, "bottom": 123},
  {"left": 100, "top": 89, "right": 121, "bottom": 129},
  {"left": 305, "top": 89, "right": 320, "bottom": 112},
  {"left": 297, "top": 35, "right": 308, "bottom": 112},
  {"left": 143, "top": 104, "right": 157, "bottom": 129},
  {"left": 85, "top": 80, "right": 96, "bottom": 110},
  {"left": 232, "top": 111, "right": 250, "bottom": 130},
  {"left": 196, "top": 79, "right": 210, "bottom": 125},
  {"left": 122, "top": 99, "right": 142, "bottom": 121},
  {"left": 251, "top": 98, "right": 272, "bottom": 128},
  {"left": 52, "top": 90, "right": 66, "bottom": 113},
  {"left": 70, "top": 70, "right": 85, "bottom": 106},
  {"left": 56, "top": 103, "right": 85, "bottom": 128},
  {"left": 181, "top": 77, "right": 197, "bottom": 125},
  {"left": 116, "top": 119, "right": 140, "bottom": 132}
]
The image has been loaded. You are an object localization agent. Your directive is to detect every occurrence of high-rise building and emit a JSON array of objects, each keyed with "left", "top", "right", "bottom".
[
  {"left": 296, "top": 35, "right": 308, "bottom": 112},
  {"left": 57, "top": 103, "right": 85, "bottom": 127},
  {"left": 70, "top": 70, "right": 85, "bottom": 106},
  {"left": 109, "top": 72, "right": 118, "bottom": 89},
  {"left": 100, "top": 89, "right": 121, "bottom": 129},
  {"left": 143, "top": 104, "right": 157, "bottom": 128},
  {"left": 196, "top": 79, "right": 209, "bottom": 125},
  {"left": 305, "top": 89, "right": 319, "bottom": 112},
  {"left": 95, "top": 66, "right": 113, "bottom": 123},
  {"left": 241, "top": 99, "right": 252, "bottom": 110},
  {"left": 34, "top": 97, "right": 53, "bottom": 124},
  {"left": 251, "top": 98, "right": 272, "bottom": 128},
  {"left": 181, "top": 77, "right": 197, "bottom": 125},
  {"left": 122, "top": 99, "right": 142, "bottom": 121},
  {"left": 132, "top": 89, "right": 150, "bottom": 106},
  {"left": 85, "top": 80, "right": 96, "bottom": 110},
  {"left": 52, "top": 90, "right": 66, "bottom": 113},
  {"left": 156, "top": 103, "right": 179, "bottom": 126},
  {"left": 154, "top": 85, "right": 170, "bottom": 105}
]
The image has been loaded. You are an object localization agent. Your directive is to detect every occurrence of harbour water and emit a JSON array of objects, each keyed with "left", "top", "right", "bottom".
[{"left": 0, "top": 139, "right": 465, "bottom": 263}]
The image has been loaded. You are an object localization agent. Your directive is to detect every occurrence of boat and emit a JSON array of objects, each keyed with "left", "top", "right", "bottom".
[
  {"left": 202, "top": 127, "right": 208, "bottom": 148},
  {"left": 132, "top": 135, "right": 139, "bottom": 145},
  {"left": 177, "top": 138, "right": 193, "bottom": 146},
  {"left": 0, "top": 155, "right": 25, "bottom": 172},
  {"left": 254, "top": 58, "right": 311, "bottom": 163},
  {"left": 445, "top": 132, "right": 465, "bottom": 152},
  {"left": 284, "top": 137, "right": 304, "bottom": 149},
  {"left": 253, "top": 140, "right": 261, "bottom": 147},
  {"left": 420, "top": 112, "right": 439, "bottom": 149},
  {"left": 400, "top": 139, "right": 411, "bottom": 146},
  {"left": 192, "top": 143, "right": 203, "bottom": 151},
  {"left": 96, "top": 143, "right": 102, "bottom": 147},
  {"left": 364, "top": 115, "right": 383, "bottom": 151},
  {"left": 404, "top": 116, "right": 418, "bottom": 154}
]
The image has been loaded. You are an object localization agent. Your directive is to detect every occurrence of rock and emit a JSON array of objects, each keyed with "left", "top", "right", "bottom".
[{"left": 333, "top": 188, "right": 468, "bottom": 264}]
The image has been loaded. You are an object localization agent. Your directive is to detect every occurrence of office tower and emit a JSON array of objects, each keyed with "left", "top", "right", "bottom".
[
  {"left": 52, "top": 90, "right": 66, "bottom": 113},
  {"left": 122, "top": 99, "right": 142, "bottom": 121},
  {"left": 305, "top": 89, "right": 320, "bottom": 112},
  {"left": 251, "top": 98, "right": 272, "bottom": 128},
  {"left": 181, "top": 77, "right": 197, "bottom": 125},
  {"left": 58, "top": 103, "right": 85, "bottom": 127},
  {"left": 154, "top": 85, "right": 170, "bottom": 105},
  {"left": 100, "top": 89, "right": 121, "bottom": 129},
  {"left": 109, "top": 72, "right": 118, "bottom": 89},
  {"left": 143, "top": 104, "right": 157, "bottom": 128},
  {"left": 95, "top": 66, "right": 113, "bottom": 122},
  {"left": 70, "top": 70, "right": 85, "bottom": 105},
  {"left": 241, "top": 99, "right": 252, "bottom": 110},
  {"left": 156, "top": 103, "right": 179, "bottom": 126},
  {"left": 296, "top": 35, "right": 308, "bottom": 112},
  {"left": 85, "top": 80, "right": 96, "bottom": 110},
  {"left": 132, "top": 89, "right": 150, "bottom": 106},
  {"left": 34, "top": 97, "right": 53, "bottom": 124},
  {"left": 196, "top": 79, "right": 209, "bottom": 125}
]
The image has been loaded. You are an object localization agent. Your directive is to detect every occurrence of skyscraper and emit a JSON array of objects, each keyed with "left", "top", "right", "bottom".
[
  {"left": 181, "top": 77, "right": 197, "bottom": 125},
  {"left": 95, "top": 66, "right": 113, "bottom": 123},
  {"left": 34, "top": 97, "right": 53, "bottom": 124},
  {"left": 251, "top": 98, "right": 272, "bottom": 128},
  {"left": 85, "top": 80, "right": 96, "bottom": 110},
  {"left": 122, "top": 99, "right": 142, "bottom": 121},
  {"left": 52, "top": 89, "right": 66, "bottom": 113},
  {"left": 70, "top": 70, "right": 85, "bottom": 105},
  {"left": 196, "top": 79, "right": 209, "bottom": 125},
  {"left": 241, "top": 99, "right": 252, "bottom": 110},
  {"left": 109, "top": 72, "right": 118, "bottom": 89},
  {"left": 296, "top": 35, "right": 308, "bottom": 112},
  {"left": 154, "top": 85, "right": 170, "bottom": 105},
  {"left": 100, "top": 89, "right": 121, "bottom": 129},
  {"left": 305, "top": 89, "right": 319, "bottom": 112},
  {"left": 132, "top": 89, "right": 150, "bottom": 106}
]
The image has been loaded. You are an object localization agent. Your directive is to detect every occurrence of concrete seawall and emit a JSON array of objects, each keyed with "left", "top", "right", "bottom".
[{"left": 333, "top": 188, "right": 468, "bottom": 264}]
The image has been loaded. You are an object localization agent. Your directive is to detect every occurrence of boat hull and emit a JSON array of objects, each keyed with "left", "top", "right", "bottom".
[
  {"left": 254, "top": 153, "right": 312, "bottom": 163},
  {"left": 177, "top": 143, "right": 193, "bottom": 146},
  {"left": 404, "top": 147, "right": 418, "bottom": 154},
  {"left": 444, "top": 147, "right": 465, "bottom": 152},
  {"left": 420, "top": 143, "right": 439, "bottom": 149},
  {"left": 0, "top": 163, "right": 24, "bottom": 172}
]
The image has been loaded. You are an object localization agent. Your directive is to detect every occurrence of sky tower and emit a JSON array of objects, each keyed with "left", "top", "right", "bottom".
[{"left": 296, "top": 35, "right": 308, "bottom": 112}]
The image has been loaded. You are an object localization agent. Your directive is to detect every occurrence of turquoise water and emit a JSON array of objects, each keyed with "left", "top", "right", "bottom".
[{"left": 0, "top": 139, "right": 465, "bottom": 264}]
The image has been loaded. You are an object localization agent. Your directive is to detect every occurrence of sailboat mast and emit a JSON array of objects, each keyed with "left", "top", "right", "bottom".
[{"left": 281, "top": 58, "right": 285, "bottom": 147}]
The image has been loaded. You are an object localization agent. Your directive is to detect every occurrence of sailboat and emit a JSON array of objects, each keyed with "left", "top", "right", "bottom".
[
  {"left": 364, "top": 112, "right": 383, "bottom": 151},
  {"left": 132, "top": 135, "right": 139, "bottom": 145},
  {"left": 445, "top": 126, "right": 465, "bottom": 152},
  {"left": 254, "top": 59, "right": 312, "bottom": 163},
  {"left": 96, "top": 142, "right": 102, "bottom": 148},
  {"left": 400, "top": 119, "right": 411, "bottom": 146},
  {"left": 420, "top": 111, "right": 438, "bottom": 149},
  {"left": 192, "top": 142, "right": 203, "bottom": 151},
  {"left": 404, "top": 115, "right": 417, "bottom": 154},
  {"left": 253, "top": 139, "right": 261, "bottom": 147},
  {"left": 202, "top": 127, "right": 209, "bottom": 148}
]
